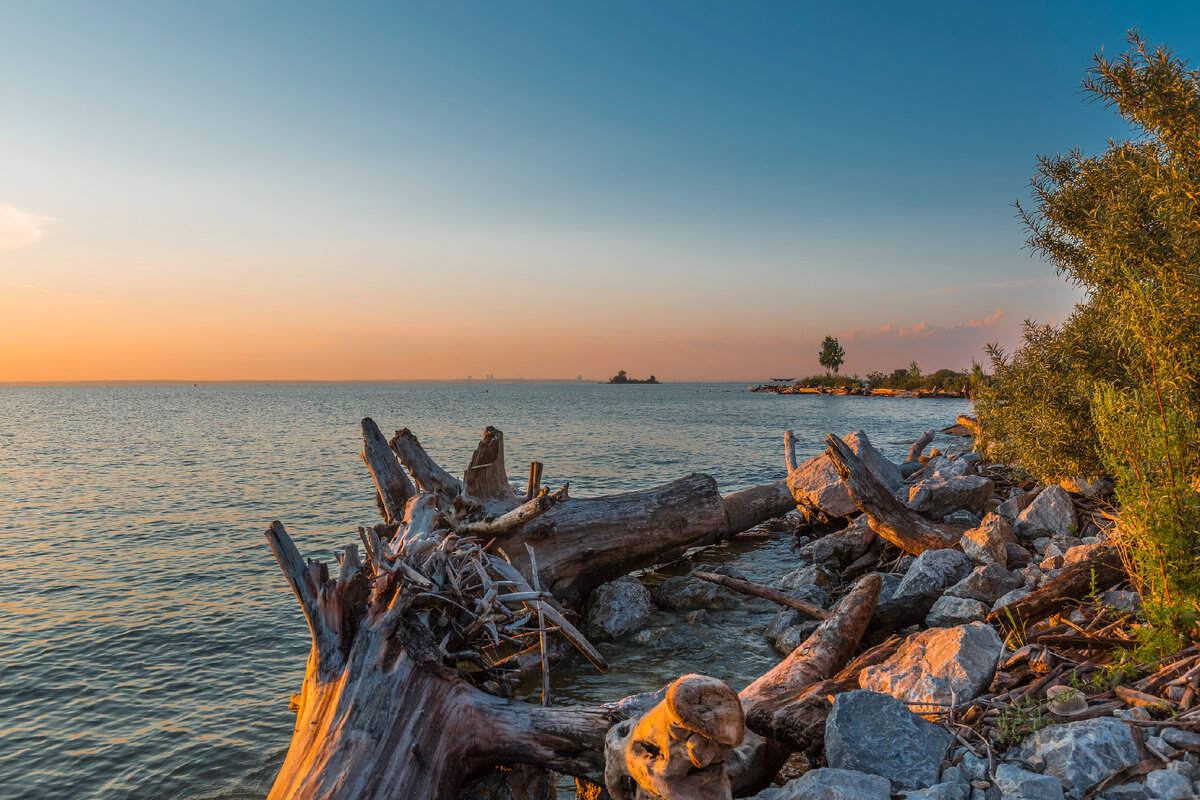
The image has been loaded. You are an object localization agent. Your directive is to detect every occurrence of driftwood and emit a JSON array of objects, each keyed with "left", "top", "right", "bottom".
[
  {"left": 825, "top": 434, "right": 964, "bottom": 554},
  {"left": 367, "top": 420, "right": 796, "bottom": 604},
  {"left": 694, "top": 570, "right": 830, "bottom": 620},
  {"left": 908, "top": 429, "right": 936, "bottom": 463},
  {"left": 265, "top": 419, "right": 816, "bottom": 799},
  {"left": 989, "top": 546, "right": 1126, "bottom": 629}
]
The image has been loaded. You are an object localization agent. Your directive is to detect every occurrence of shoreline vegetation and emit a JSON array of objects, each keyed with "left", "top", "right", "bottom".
[
  {"left": 607, "top": 370, "right": 659, "bottom": 384},
  {"left": 750, "top": 365, "right": 974, "bottom": 398}
]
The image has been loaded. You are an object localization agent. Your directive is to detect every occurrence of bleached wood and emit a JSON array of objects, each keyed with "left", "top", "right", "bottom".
[{"left": 360, "top": 417, "right": 415, "bottom": 524}]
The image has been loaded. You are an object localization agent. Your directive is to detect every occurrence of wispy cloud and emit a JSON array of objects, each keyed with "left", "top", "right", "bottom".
[
  {"left": 842, "top": 308, "right": 1005, "bottom": 341},
  {"left": 0, "top": 205, "right": 58, "bottom": 252}
]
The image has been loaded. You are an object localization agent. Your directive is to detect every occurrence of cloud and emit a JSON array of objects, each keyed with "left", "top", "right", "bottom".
[
  {"left": 843, "top": 308, "right": 1005, "bottom": 341},
  {"left": 0, "top": 205, "right": 58, "bottom": 252}
]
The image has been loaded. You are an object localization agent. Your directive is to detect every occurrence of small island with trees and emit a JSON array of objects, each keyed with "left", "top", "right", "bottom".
[{"left": 607, "top": 370, "right": 659, "bottom": 384}]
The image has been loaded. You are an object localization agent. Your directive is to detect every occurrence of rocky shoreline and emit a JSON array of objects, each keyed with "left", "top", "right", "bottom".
[
  {"left": 575, "top": 423, "right": 1199, "bottom": 800},
  {"left": 749, "top": 383, "right": 967, "bottom": 398}
]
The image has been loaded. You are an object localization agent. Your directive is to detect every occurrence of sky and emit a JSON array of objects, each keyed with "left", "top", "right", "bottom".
[{"left": 2, "top": 1, "right": 1199, "bottom": 383}]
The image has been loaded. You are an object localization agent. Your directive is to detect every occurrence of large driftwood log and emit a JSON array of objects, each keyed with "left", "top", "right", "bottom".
[
  {"left": 360, "top": 419, "right": 797, "bottom": 605},
  {"left": 825, "top": 434, "right": 964, "bottom": 554}
]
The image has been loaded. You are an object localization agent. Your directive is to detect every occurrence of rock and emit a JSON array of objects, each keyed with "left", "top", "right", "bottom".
[
  {"left": 959, "top": 752, "right": 988, "bottom": 782},
  {"left": 901, "top": 460, "right": 924, "bottom": 478},
  {"left": 1060, "top": 476, "right": 1113, "bottom": 498},
  {"left": 765, "top": 585, "right": 826, "bottom": 640},
  {"left": 1016, "top": 485, "right": 1079, "bottom": 539},
  {"left": 902, "top": 475, "right": 996, "bottom": 518},
  {"left": 1160, "top": 728, "right": 1200, "bottom": 748},
  {"left": 961, "top": 514, "right": 1017, "bottom": 566},
  {"left": 1100, "top": 785, "right": 1150, "bottom": 800},
  {"left": 926, "top": 595, "right": 989, "bottom": 627},
  {"left": 945, "top": 509, "right": 983, "bottom": 528},
  {"left": 996, "top": 488, "right": 1041, "bottom": 522},
  {"left": 1145, "top": 769, "right": 1193, "bottom": 800},
  {"left": 654, "top": 565, "right": 759, "bottom": 611},
  {"left": 825, "top": 690, "right": 952, "bottom": 790},
  {"left": 1101, "top": 590, "right": 1143, "bottom": 612},
  {"left": 1018, "top": 717, "right": 1140, "bottom": 798},
  {"left": 860, "top": 623, "right": 1003, "bottom": 711},
  {"left": 1062, "top": 542, "right": 1107, "bottom": 565},
  {"left": 845, "top": 430, "right": 905, "bottom": 493},
  {"left": 582, "top": 575, "right": 653, "bottom": 640},
  {"left": 994, "top": 763, "right": 1065, "bottom": 800},
  {"left": 993, "top": 587, "right": 1032, "bottom": 611},
  {"left": 895, "top": 549, "right": 974, "bottom": 598},
  {"left": 790, "top": 433, "right": 906, "bottom": 516},
  {"left": 789, "top": 452, "right": 859, "bottom": 518},
  {"left": 777, "top": 564, "right": 840, "bottom": 591},
  {"left": 903, "top": 782, "right": 971, "bottom": 800},
  {"left": 773, "top": 622, "right": 818, "bottom": 654},
  {"left": 947, "top": 564, "right": 1024, "bottom": 604},
  {"left": 775, "top": 767, "right": 892, "bottom": 800},
  {"left": 797, "top": 516, "right": 876, "bottom": 568},
  {"left": 1006, "top": 543, "right": 1033, "bottom": 569},
  {"left": 926, "top": 456, "right": 975, "bottom": 479}
]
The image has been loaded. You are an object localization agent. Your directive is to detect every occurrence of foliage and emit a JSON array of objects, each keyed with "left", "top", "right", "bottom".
[
  {"left": 995, "top": 696, "right": 1052, "bottom": 748},
  {"left": 609, "top": 370, "right": 658, "bottom": 384},
  {"left": 818, "top": 336, "right": 846, "bottom": 375},
  {"left": 977, "top": 33, "right": 1200, "bottom": 622}
]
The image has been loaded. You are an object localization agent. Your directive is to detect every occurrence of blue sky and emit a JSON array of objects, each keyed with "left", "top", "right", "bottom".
[{"left": 2, "top": 1, "right": 1198, "bottom": 380}]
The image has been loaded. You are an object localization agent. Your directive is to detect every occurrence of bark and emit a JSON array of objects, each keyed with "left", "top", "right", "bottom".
[
  {"left": 989, "top": 546, "right": 1126, "bottom": 629},
  {"left": 693, "top": 571, "right": 830, "bottom": 620},
  {"left": 908, "top": 429, "right": 936, "bottom": 463},
  {"left": 361, "top": 417, "right": 415, "bottom": 524},
  {"left": 825, "top": 433, "right": 963, "bottom": 554}
]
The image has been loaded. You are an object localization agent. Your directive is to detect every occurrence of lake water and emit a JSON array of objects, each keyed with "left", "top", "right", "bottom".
[{"left": 0, "top": 383, "right": 968, "bottom": 799}]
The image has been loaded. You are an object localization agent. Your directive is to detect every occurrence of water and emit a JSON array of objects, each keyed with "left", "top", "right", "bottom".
[{"left": 0, "top": 383, "right": 967, "bottom": 799}]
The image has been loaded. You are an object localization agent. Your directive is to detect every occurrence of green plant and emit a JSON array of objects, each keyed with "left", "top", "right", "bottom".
[
  {"left": 818, "top": 336, "right": 845, "bottom": 376},
  {"left": 996, "top": 696, "right": 1052, "bottom": 748}
]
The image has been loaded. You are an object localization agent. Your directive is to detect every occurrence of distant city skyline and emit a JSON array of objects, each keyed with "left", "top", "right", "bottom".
[{"left": 3, "top": 2, "right": 1198, "bottom": 381}]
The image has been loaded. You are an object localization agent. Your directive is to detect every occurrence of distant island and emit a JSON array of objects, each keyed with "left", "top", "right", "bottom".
[{"left": 608, "top": 370, "right": 658, "bottom": 384}]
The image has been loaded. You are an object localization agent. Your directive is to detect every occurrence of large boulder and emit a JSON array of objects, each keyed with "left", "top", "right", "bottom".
[
  {"left": 773, "top": 767, "right": 891, "bottom": 800},
  {"left": 994, "top": 763, "right": 1064, "bottom": 800},
  {"left": 925, "top": 595, "right": 989, "bottom": 627},
  {"left": 901, "top": 475, "right": 996, "bottom": 518},
  {"left": 789, "top": 432, "right": 906, "bottom": 517},
  {"left": 1016, "top": 485, "right": 1078, "bottom": 539},
  {"left": 1144, "top": 769, "right": 1195, "bottom": 800},
  {"left": 895, "top": 549, "right": 974, "bottom": 598},
  {"left": 860, "top": 623, "right": 1003, "bottom": 712},
  {"left": 946, "top": 563, "right": 1024, "bottom": 604},
  {"left": 825, "top": 690, "right": 952, "bottom": 790},
  {"left": 1018, "top": 717, "right": 1140, "bottom": 798},
  {"left": 961, "top": 513, "right": 1017, "bottom": 566},
  {"left": 582, "top": 575, "right": 654, "bottom": 640}
]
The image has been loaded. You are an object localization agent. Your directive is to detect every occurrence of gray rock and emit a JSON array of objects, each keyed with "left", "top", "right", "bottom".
[
  {"left": 901, "top": 460, "right": 925, "bottom": 478},
  {"left": 860, "top": 623, "right": 1003, "bottom": 711},
  {"left": 1100, "top": 785, "right": 1150, "bottom": 800},
  {"left": 902, "top": 475, "right": 996, "bottom": 518},
  {"left": 654, "top": 564, "right": 760, "bottom": 611},
  {"left": 1145, "top": 769, "right": 1193, "bottom": 800},
  {"left": 582, "top": 575, "right": 653, "bottom": 640},
  {"left": 846, "top": 430, "right": 905, "bottom": 493},
  {"left": 797, "top": 516, "right": 876, "bottom": 568},
  {"left": 997, "top": 488, "right": 1040, "bottom": 521},
  {"left": 959, "top": 752, "right": 988, "bottom": 782},
  {"left": 962, "top": 514, "right": 1015, "bottom": 566},
  {"left": 926, "top": 595, "right": 990, "bottom": 627},
  {"left": 775, "top": 767, "right": 892, "bottom": 800},
  {"left": 995, "top": 762, "right": 1065, "bottom": 800},
  {"left": 993, "top": 587, "right": 1032, "bottom": 612},
  {"left": 1160, "top": 728, "right": 1200, "bottom": 749},
  {"left": 1060, "top": 476, "right": 1114, "bottom": 498},
  {"left": 1006, "top": 542, "right": 1034, "bottom": 568},
  {"left": 1062, "top": 542, "right": 1107, "bottom": 565},
  {"left": 1016, "top": 485, "right": 1079, "bottom": 539},
  {"left": 825, "top": 690, "right": 952, "bottom": 790},
  {"left": 895, "top": 549, "right": 974, "bottom": 598},
  {"left": 903, "top": 782, "right": 971, "bottom": 800},
  {"left": 1099, "top": 589, "right": 1142, "bottom": 612},
  {"left": 773, "top": 622, "right": 818, "bottom": 654},
  {"left": 948, "top": 563, "right": 1024, "bottom": 604},
  {"left": 1018, "top": 717, "right": 1140, "bottom": 798},
  {"left": 778, "top": 564, "right": 840, "bottom": 591},
  {"left": 945, "top": 509, "right": 984, "bottom": 528}
]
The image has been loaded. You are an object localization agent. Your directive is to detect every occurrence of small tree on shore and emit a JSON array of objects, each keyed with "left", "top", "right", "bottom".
[{"left": 818, "top": 336, "right": 845, "bottom": 375}]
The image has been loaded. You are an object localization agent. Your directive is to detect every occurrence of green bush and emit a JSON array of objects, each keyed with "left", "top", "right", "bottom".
[{"left": 978, "top": 34, "right": 1200, "bottom": 622}]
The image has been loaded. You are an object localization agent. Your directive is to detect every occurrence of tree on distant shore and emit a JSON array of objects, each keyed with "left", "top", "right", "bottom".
[{"left": 818, "top": 336, "right": 845, "bottom": 375}]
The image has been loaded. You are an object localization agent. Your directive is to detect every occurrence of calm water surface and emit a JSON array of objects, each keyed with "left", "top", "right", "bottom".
[{"left": 0, "top": 383, "right": 968, "bottom": 799}]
